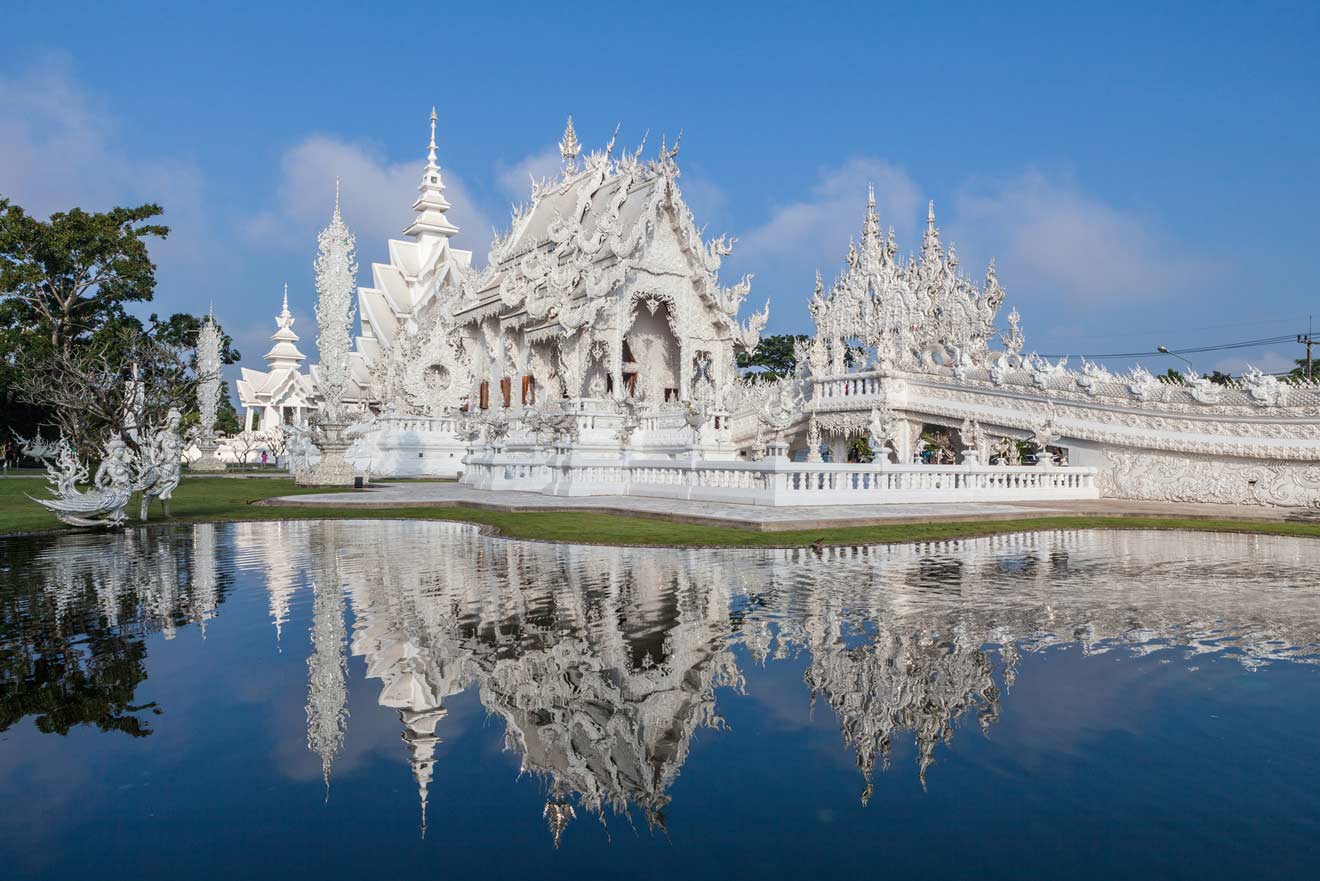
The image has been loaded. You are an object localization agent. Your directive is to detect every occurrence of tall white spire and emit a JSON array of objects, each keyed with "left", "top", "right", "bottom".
[
  {"left": 403, "top": 106, "right": 458, "bottom": 240},
  {"left": 264, "top": 282, "right": 307, "bottom": 370},
  {"left": 314, "top": 189, "right": 357, "bottom": 425}
]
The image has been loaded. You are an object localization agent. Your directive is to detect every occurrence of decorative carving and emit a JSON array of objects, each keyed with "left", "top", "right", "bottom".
[
  {"left": 1099, "top": 448, "right": 1320, "bottom": 508},
  {"left": 30, "top": 435, "right": 136, "bottom": 527},
  {"left": 868, "top": 405, "right": 900, "bottom": 463},
  {"left": 138, "top": 409, "right": 184, "bottom": 519},
  {"left": 313, "top": 183, "right": 358, "bottom": 426}
]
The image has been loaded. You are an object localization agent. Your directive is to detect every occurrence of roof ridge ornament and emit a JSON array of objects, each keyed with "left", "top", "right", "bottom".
[{"left": 559, "top": 115, "right": 581, "bottom": 173}]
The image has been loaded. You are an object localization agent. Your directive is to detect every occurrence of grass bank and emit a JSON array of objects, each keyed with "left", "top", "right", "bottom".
[{"left": 3, "top": 475, "right": 1320, "bottom": 547}]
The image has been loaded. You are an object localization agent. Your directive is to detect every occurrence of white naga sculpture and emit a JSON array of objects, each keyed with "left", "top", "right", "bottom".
[
  {"left": 29, "top": 435, "right": 137, "bottom": 527},
  {"left": 27, "top": 404, "right": 188, "bottom": 528}
]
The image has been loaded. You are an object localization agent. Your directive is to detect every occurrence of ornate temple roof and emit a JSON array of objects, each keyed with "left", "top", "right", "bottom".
[
  {"left": 452, "top": 121, "right": 757, "bottom": 341},
  {"left": 354, "top": 109, "right": 473, "bottom": 369}
]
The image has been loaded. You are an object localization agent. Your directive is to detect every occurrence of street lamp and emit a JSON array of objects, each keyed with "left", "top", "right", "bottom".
[{"left": 1156, "top": 345, "right": 1195, "bottom": 371}]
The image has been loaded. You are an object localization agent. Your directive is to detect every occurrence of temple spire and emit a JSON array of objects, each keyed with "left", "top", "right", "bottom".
[
  {"left": 861, "top": 183, "right": 881, "bottom": 247},
  {"left": 403, "top": 106, "right": 458, "bottom": 240},
  {"left": 427, "top": 107, "right": 438, "bottom": 166},
  {"left": 266, "top": 283, "right": 306, "bottom": 370},
  {"left": 559, "top": 115, "right": 581, "bottom": 172},
  {"left": 921, "top": 200, "right": 943, "bottom": 266}
]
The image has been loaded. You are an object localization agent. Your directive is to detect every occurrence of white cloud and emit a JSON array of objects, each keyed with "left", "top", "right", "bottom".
[
  {"left": 1212, "top": 348, "right": 1297, "bottom": 377},
  {"left": 951, "top": 170, "right": 1215, "bottom": 304},
  {"left": 243, "top": 135, "right": 493, "bottom": 266},
  {"left": 0, "top": 58, "right": 219, "bottom": 316},
  {"left": 723, "top": 157, "right": 921, "bottom": 327},
  {"left": 494, "top": 146, "right": 561, "bottom": 206}
]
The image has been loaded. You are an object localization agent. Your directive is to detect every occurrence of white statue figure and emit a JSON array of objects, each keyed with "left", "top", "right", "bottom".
[
  {"left": 867, "top": 405, "right": 899, "bottom": 464},
  {"left": 1031, "top": 411, "right": 1061, "bottom": 467},
  {"left": 992, "top": 436, "right": 1023, "bottom": 466},
  {"left": 759, "top": 378, "right": 804, "bottom": 442},
  {"left": 806, "top": 414, "right": 823, "bottom": 462},
  {"left": 285, "top": 424, "right": 314, "bottom": 476},
  {"left": 959, "top": 417, "right": 985, "bottom": 465},
  {"left": 139, "top": 408, "right": 184, "bottom": 519},
  {"left": 683, "top": 400, "right": 707, "bottom": 446},
  {"left": 32, "top": 435, "right": 136, "bottom": 527}
]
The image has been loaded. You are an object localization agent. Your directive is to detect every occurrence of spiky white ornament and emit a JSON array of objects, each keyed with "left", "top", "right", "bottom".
[{"left": 314, "top": 182, "right": 358, "bottom": 425}]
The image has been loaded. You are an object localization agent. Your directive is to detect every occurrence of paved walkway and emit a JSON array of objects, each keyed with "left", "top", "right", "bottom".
[{"left": 261, "top": 482, "right": 1317, "bottom": 532}]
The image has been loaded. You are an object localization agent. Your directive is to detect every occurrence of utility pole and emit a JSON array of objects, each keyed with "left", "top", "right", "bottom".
[{"left": 1301, "top": 316, "right": 1315, "bottom": 382}]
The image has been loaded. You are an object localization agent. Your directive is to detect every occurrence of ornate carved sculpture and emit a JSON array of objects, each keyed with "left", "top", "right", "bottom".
[
  {"left": 1182, "top": 370, "right": 1223, "bottom": 405},
  {"left": 300, "top": 185, "right": 360, "bottom": 487},
  {"left": 313, "top": 183, "right": 358, "bottom": 426},
  {"left": 1030, "top": 410, "right": 1061, "bottom": 466},
  {"left": 192, "top": 312, "right": 227, "bottom": 472},
  {"left": 138, "top": 409, "right": 184, "bottom": 519},
  {"left": 759, "top": 378, "right": 805, "bottom": 442},
  {"left": 1242, "top": 366, "right": 1287, "bottom": 407},
  {"left": 867, "top": 405, "right": 899, "bottom": 464},
  {"left": 30, "top": 435, "right": 136, "bottom": 527},
  {"left": 806, "top": 414, "right": 823, "bottom": 462},
  {"left": 809, "top": 193, "right": 1006, "bottom": 374}
]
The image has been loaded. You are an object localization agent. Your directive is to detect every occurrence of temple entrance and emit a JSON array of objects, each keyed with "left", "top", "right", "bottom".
[{"left": 625, "top": 300, "right": 680, "bottom": 404}]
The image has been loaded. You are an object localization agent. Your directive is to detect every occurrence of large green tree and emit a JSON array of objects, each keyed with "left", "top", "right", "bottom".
[
  {"left": 0, "top": 199, "right": 168, "bottom": 353},
  {"left": 0, "top": 197, "right": 241, "bottom": 453},
  {"left": 736, "top": 334, "right": 809, "bottom": 381}
]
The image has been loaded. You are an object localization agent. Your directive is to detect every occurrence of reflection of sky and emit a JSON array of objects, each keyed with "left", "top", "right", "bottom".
[{"left": 2, "top": 523, "right": 1320, "bottom": 879}]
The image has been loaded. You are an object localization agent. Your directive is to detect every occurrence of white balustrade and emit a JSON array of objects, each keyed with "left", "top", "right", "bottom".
[{"left": 460, "top": 446, "right": 1098, "bottom": 506}]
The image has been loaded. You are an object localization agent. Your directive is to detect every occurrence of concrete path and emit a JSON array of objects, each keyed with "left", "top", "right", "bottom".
[{"left": 261, "top": 481, "right": 1318, "bottom": 531}]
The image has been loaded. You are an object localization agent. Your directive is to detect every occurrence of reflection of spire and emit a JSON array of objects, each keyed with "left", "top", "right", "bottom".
[
  {"left": 400, "top": 707, "right": 444, "bottom": 838},
  {"left": 306, "top": 575, "right": 349, "bottom": 798},
  {"left": 544, "top": 791, "right": 576, "bottom": 849},
  {"left": 190, "top": 523, "right": 218, "bottom": 638}
]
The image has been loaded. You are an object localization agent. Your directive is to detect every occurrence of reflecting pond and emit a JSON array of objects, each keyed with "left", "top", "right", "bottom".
[{"left": 3, "top": 522, "right": 1320, "bottom": 879}]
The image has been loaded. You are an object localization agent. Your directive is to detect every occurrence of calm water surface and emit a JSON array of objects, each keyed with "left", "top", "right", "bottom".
[{"left": 2, "top": 521, "right": 1320, "bottom": 880}]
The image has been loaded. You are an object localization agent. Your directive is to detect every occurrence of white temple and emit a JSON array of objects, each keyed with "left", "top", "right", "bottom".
[
  {"left": 236, "top": 285, "right": 316, "bottom": 433},
  {"left": 237, "top": 110, "right": 1320, "bottom": 508}
]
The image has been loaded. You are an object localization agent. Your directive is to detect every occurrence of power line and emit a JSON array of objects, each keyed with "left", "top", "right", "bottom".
[{"left": 1039, "top": 334, "right": 1299, "bottom": 360}]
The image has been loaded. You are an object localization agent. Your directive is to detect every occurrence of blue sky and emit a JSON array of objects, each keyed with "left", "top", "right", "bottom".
[{"left": 3, "top": 0, "right": 1318, "bottom": 380}]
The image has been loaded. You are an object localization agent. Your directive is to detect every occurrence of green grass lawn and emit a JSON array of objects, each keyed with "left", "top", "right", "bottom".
[{"left": 3, "top": 475, "right": 1320, "bottom": 547}]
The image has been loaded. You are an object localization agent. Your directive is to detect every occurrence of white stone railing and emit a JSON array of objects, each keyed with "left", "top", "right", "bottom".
[
  {"left": 370, "top": 415, "right": 461, "bottom": 433},
  {"left": 812, "top": 372, "right": 887, "bottom": 407},
  {"left": 461, "top": 448, "right": 1098, "bottom": 506}
]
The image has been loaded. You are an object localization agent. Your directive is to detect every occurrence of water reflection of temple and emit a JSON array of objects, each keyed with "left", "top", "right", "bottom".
[
  {"left": 10, "top": 522, "right": 1320, "bottom": 843},
  {"left": 234, "top": 522, "right": 1320, "bottom": 836},
  {"left": 1, "top": 525, "right": 230, "bottom": 737}
]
